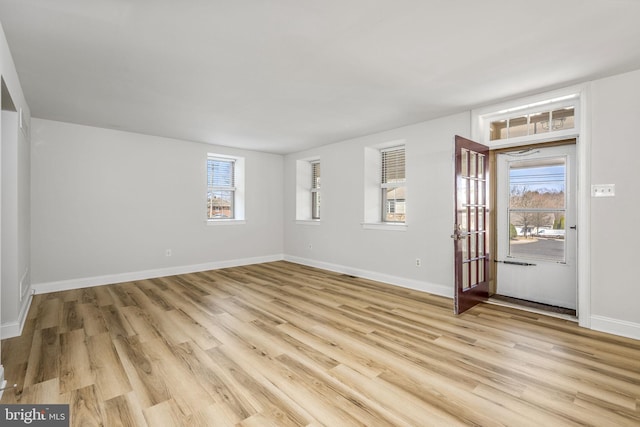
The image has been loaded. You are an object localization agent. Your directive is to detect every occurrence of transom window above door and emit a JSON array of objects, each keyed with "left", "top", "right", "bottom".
[
  {"left": 473, "top": 91, "right": 581, "bottom": 148},
  {"left": 490, "top": 107, "right": 575, "bottom": 141}
]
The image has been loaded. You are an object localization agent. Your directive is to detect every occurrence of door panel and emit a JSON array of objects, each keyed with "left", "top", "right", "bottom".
[
  {"left": 496, "top": 144, "right": 577, "bottom": 309},
  {"left": 453, "top": 136, "right": 490, "bottom": 314}
]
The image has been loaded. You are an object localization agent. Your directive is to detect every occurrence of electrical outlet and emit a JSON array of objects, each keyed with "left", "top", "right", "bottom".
[
  {"left": 416, "top": 258, "right": 421, "bottom": 267},
  {"left": 165, "top": 249, "right": 172, "bottom": 257},
  {"left": 591, "top": 184, "right": 615, "bottom": 197}
]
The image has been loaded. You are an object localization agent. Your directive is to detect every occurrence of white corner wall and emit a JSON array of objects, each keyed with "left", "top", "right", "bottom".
[
  {"left": 589, "top": 68, "right": 640, "bottom": 339},
  {"left": 284, "top": 112, "right": 470, "bottom": 296},
  {"left": 0, "top": 20, "right": 32, "bottom": 386},
  {"left": 30, "top": 119, "right": 284, "bottom": 292},
  {"left": 1, "top": 105, "right": 31, "bottom": 335}
]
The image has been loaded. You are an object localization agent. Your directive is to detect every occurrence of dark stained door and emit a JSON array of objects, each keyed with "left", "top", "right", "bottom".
[{"left": 453, "top": 135, "right": 490, "bottom": 314}]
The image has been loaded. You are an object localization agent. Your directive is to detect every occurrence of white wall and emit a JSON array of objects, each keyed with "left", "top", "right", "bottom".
[
  {"left": 1, "top": 107, "right": 30, "bottom": 333},
  {"left": 30, "top": 119, "right": 283, "bottom": 289},
  {"left": 0, "top": 20, "right": 31, "bottom": 391},
  {"left": 589, "top": 68, "right": 640, "bottom": 336},
  {"left": 284, "top": 112, "right": 470, "bottom": 296},
  {"left": 284, "top": 69, "right": 640, "bottom": 340}
]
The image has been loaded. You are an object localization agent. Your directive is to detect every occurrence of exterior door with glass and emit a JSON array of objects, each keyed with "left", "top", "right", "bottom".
[{"left": 496, "top": 144, "right": 577, "bottom": 309}]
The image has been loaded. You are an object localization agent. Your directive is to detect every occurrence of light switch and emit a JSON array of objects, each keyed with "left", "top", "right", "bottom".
[{"left": 591, "top": 184, "right": 615, "bottom": 197}]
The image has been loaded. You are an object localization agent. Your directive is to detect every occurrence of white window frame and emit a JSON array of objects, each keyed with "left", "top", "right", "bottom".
[
  {"left": 295, "top": 157, "right": 321, "bottom": 224},
  {"left": 380, "top": 146, "right": 406, "bottom": 223},
  {"left": 207, "top": 153, "right": 245, "bottom": 225},
  {"left": 362, "top": 141, "right": 407, "bottom": 231}
]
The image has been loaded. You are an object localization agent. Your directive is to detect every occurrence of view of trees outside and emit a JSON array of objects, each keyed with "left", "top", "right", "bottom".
[
  {"left": 508, "top": 160, "right": 566, "bottom": 261},
  {"left": 509, "top": 186, "right": 565, "bottom": 238}
]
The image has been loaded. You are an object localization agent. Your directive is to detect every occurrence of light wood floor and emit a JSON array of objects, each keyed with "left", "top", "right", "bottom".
[{"left": 2, "top": 261, "right": 639, "bottom": 426}]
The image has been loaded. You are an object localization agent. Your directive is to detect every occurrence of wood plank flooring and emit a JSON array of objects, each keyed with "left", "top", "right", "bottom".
[{"left": 2, "top": 261, "right": 639, "bottom": 426}]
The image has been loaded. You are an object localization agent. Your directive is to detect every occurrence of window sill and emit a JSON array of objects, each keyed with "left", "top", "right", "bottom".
[
  {"left": 207, "top": 219, "right": 246, "bottom": 226},
  {"left": 296, "top": 219, "right": 321, "bottom": 226},
  {"left": 361, "top": 222, "right": 407, "bottom": 231}
]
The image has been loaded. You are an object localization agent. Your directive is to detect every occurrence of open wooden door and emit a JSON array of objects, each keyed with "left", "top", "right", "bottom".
[{"left": 453, "top": 135, "right": 490, "bottom": 314}]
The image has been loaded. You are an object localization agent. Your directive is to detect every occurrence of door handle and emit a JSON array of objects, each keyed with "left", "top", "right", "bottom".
[{"left": 450, "top": 230, "right": 468, "bottom": 240}]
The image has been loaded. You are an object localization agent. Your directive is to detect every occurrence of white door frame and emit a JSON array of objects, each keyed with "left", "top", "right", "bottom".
[{"left": 471, "top": 84, "right": 591, "bottom": 328}]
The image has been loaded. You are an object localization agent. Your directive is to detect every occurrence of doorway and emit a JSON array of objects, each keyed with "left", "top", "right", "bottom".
[{"left": 494, "top": 142, "right": 577, "bottom": 313}]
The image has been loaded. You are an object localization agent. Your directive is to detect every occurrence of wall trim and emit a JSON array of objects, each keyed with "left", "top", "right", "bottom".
[
  {"left": 0, "top": 292, "right": 33, "bottom": 340},
  {"left": 0, "top": 365, "right": 5, "bottom": 401},
  {"left": 7, "top": 254, "right": 640, "bottom": 342},
  {"left": 31, "top": 254, "right": 285, "bottom": 296},
  {"left": 590, "top": 315, "right": 640, "bottom": 341},
  {"left": 576, "top": 83, "right": 592, "bottom": 329},
  {"left": 284, "top": 255, "right": 453, "bottom": 298},
  {"left": 4, "top": 255, "right": 284, "bottom": 338}
]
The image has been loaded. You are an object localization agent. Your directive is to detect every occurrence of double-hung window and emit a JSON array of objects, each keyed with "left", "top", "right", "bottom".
[
  {"left": 207, "top": 156, "right": 236, "bottom": 219},
  {"left": 295, "top": 158, "right": 321, "bottom": 223},
  {"left": 311, "top": 161, "right": 321, "bottom": 220},
  {"left": 381, "top": 146, "right": 406, "bottom": 223}
]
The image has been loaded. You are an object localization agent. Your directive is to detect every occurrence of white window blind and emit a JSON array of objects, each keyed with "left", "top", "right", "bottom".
[
  {"left": 311, "top": 161, "right": 321, "bottom": 190},
  {"left": 381, "top": 146, "right": 406, "bottom": 222},
  {"left": 311, "top": 161, "right": 321, "bottom": 219},
  {"left": 207, "top": 156, "right": 236, "bottom": 219},
  {"left": 381, "top": 146, "right": 405, "bottom": 185}
]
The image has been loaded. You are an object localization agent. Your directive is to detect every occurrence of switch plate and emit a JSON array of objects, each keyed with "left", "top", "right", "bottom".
[{"left": 591, "top": 184, "right": 615, "bottom": 197}]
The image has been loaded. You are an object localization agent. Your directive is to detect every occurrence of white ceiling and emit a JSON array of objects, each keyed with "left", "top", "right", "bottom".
[{"left": 1, "top": 0, "right": 640, "bottom": 154}]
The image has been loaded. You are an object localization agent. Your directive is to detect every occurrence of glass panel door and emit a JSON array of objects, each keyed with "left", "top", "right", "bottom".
[
  {"left": 496, "top": 144, "right": 577, "bottom": 310},
  {"left": 454, "top": 136, "right": 490, "bottom": 314}
]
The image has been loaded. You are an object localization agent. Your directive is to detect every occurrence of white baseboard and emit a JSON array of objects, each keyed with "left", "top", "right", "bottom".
[
  {"left": 284, "top": 255, "right": 453, "bottom": 298},
  {"left": 32, "top": 254, "right": 285, "bottom": 295},
  {"left": 7, "top": 254, "right": 640, "bottom": 344},
  {"left": 2, "top": 254, "right": 283, "bottom": 339},
  {"left": 5, "top": 253, "right": 451, "bottom": 338},
  {"left": 590, "top": 315, "right": 640, "bottom": 341},
  {"left": 0, "top": 292, "right": 34, "bottom": 340}
]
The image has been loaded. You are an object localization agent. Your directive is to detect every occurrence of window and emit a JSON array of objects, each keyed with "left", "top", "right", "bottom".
[
  {"left": 490, "top": 107, "right": 575, "bottom": 141},
  {"left": 363, "top": 141, "right": 407, "bottom": 230},
  {"left": 207, "top": 153, "right": 244, "bottom": 222},
  {"left": 381, "top": 146, "right": 406, "bottom": 222},
  {"left": 311, "top": 161, "right": 321, "bottom": 219},
  {"left": 474, "top": 91, "right": 580, "bottom": 147},
  {"left": 507, "top": 156, "right": 567, "bottom": 262},
  {"left": 295, "top": 157, "right": 321, "bottom": 223}
]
